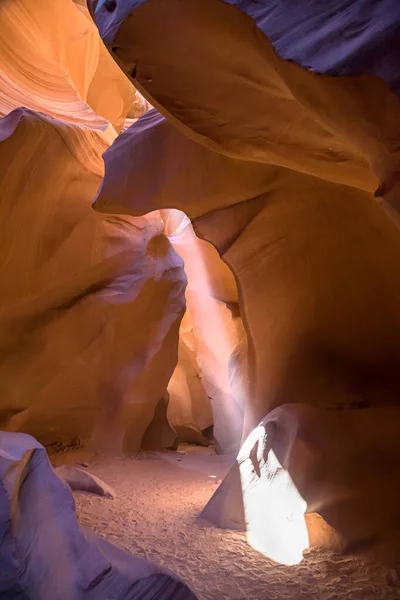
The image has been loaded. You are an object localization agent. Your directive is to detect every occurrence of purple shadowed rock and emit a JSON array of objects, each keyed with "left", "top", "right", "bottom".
[
  {"left": 55, "top": 465, "right": 116, "bottom": 498},
  {"left": 0, "top": 431, "right": 197, "bottom": 600}
]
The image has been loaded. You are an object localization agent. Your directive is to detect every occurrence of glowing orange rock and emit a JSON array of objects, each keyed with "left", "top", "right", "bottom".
[{"left": 0, "top": 109, "right": 186, "bottom": 451}]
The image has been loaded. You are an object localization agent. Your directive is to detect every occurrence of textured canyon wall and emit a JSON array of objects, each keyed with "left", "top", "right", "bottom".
[
  {"left": 164, "top": 210, "right": 248, "bottom": 453},
  {"left": 0, "top": 108, "right": 186, "bottom": 452},
  {"left": 94, "top": 107, "right": 400, "bottom": 439},
  {"left": 90, "top": 0, "right": 400, "bottom": 194},
  {"left": 0, "top": 0, "right": 135, "bottom": 132},
  {"left": 0, "top": 0, "right": 187, "bottom": 452},
  {"left": 90, "top": 0, "right": 400, "bottom": 555}
]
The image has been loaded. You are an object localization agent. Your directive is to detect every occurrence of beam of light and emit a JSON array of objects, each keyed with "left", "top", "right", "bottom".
[
  {"left": 160, "top": 209, "right": 308, "bottom": 564},
  {"left": 161, "top": 208, "right": 248, "bottom": 454},
  {"left": 237, "top": 424, "right": 309, "bottom": 566}
]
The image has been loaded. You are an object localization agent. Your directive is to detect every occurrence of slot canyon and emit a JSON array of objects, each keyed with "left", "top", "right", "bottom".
[{"left": 1, "top": 0, "right": 400, "bottom": 598}]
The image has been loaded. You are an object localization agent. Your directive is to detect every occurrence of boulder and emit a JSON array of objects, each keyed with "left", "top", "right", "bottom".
[{"left": 55, "top": 465, "right": 117, "bottom": 498}]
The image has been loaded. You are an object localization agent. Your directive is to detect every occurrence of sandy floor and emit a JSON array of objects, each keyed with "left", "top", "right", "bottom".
[{"left": 51, "top": 445, "right": 400, "bottom": 600}]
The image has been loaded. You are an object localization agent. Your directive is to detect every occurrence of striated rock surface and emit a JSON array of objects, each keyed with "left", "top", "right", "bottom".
[
  {"left": 0, "top": 0, "right": 135, "bottom": 134},
  {"left": 0, "top": 0, "right": 400, "bottom": 568},
  {"left": 163, "top": 209, "right": 247, "bottom": 454},
  {"left": 94, "top": 107, "right": 400, "bottom": 439},
  {"left": 90, "top": 0, "right": 400, "bottom": 193},
  {"left": 95, "top": 111, "right": 258, "bottom": 448},
  {"left": 0, "top": 108, "right": 186, "bottom": 452},
  {"left": 0, "top": 0, "right": 189, "bottom": 453},
  {"left": 167, "top": 312, "right": 214, "bottom": 448},
  {"left": 90, "top": 2, "right": 400, "bottom": 560}
]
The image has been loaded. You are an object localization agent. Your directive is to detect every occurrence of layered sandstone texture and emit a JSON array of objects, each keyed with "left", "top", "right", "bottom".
[
  {"left": 0, "top": 0, "right": 188, "bottom": 453},
  {"left": 90, "top": 0, "right": 400, "bottom": 558}
]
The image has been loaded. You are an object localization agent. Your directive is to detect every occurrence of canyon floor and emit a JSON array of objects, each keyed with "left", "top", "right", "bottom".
[{"left": 51, "top": 445, "right": 399, "bottom": 600}]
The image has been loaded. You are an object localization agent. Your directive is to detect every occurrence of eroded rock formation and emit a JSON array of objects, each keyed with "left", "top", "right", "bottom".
[
  {"left": 201, "top": 403, "right": 400, "bottom": 564},
  {"left": 0, "top": 108, "right": 186, "bottom": 452},
  {"left": 89, "top": 0, "right": 400, "bottom": 560},
  {"left": 1, "top": 0, "right": 400, "bottom": 568},
  {"left": 0, "top": 0, "right": 134, "bottom": 133},
  {"left": 163, "top": 209, "right": 248, "bottom": 454},
  {"left": 0, "top": 0, "right": 187, "bottom": 453},
  {"left": 0, "top": 431, "right": 197, "bottom": 599},
  {"left": 93, "top": 106, "right": 400, "bottom": 441}
]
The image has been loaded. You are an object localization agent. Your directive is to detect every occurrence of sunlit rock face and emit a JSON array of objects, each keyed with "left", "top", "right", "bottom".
[
  {"left": 90, "top": 0, "right": 400, "bottom": 559},
  {"left": 194, "top": 178, "right": 400, "bottom": 435},
  {"left": 167, "top": 310, "right": 214, "bottom": 448},
  {"left": 201, "top": 404, "right": 400, "bottom": 564},
  {"left": 163, "top": 210, "right": 248, "bottom": 455},
  {"left": 90, "top": 0, "right": 400, "bottom": 192},
  {"left": 0, "top": 108, "right": 186, "bottom": 451},
  {"left": 0, "top": 0, "right": 188, "bottom": 452},
  {"left": 0, "top": 431, "right": 198, "bottom": 599},
  {"left": 0, "top": 0, "right": 137, "bottom": 134},
  {"left": 93, "top": 108, "right": 400, "bottom": 442}
]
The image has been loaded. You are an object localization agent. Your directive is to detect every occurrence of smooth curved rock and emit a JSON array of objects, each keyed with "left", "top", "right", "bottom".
[
  {"left": 0, "top": 0, "right": 135, "bottom": 133},
  {"left": 94, "top": 114, "right": 255, "bottom": 449},
  {"left": 90, "top": 0, "right": 400, "bottom": 278},
  {"left": 90, "top": 0, "right": 400, "bottom": 194},
  {"left": 100, "top": 146, "right": 246, "bottom": 453},
  {"left": 201, "top": 404, "right": 400, "bottom": 563},
  {"left": 55, "top": 465, "right": 116, "bottom": 498},
  {"left": 194, "top": 176, "right": 400, "bottom": 435},
  {"left": 0, "top": 108, "right": 186, "bottom": 452},
  {"left": 167, "top": 318, "right": 214, "bottom": 447},
  {"left": 89, "top": 0, "right": 400, "bottom": 94},
  {"left": 163, "top": 210, "right": 247, "bottom": 453},
  {"left": 141, "top": 392, "right": 179, "bottom": 451},
  {"left": 222, "top": 0, "right": 400, "bottom": 94},
  {"left": 93, "top": 105, "right": 400, "bottom": 441},
  {"left": 0, "top": 431, "right": 197, "bottom": 599},
  {"left": 94, "top": 109, "right": 279, "bottom": 219},
  {"left": 74, "top": 0, "right": 150, "bottom": 122}
]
